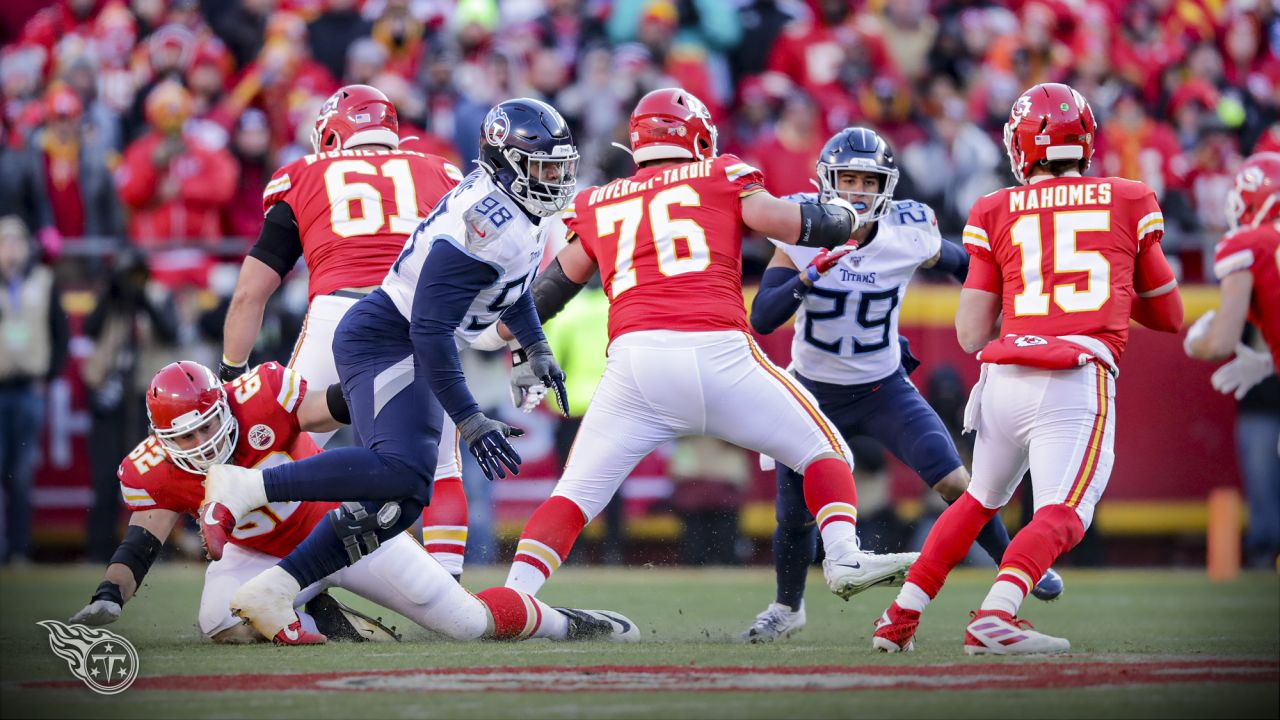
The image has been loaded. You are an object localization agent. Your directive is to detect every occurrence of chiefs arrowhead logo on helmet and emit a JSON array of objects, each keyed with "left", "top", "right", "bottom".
[
  {"left": 1003, "top": 83, "right": 1096, "bottom": 185},
  {"left": 146, "top": 361, "right": 239, "bottom": 475},
  {"left": 1225, "top": 152, "right": 1280, "bottom": 230},
  {"left": 628, "top": 88, "right": 718, "bottom": 164},
  {"left": 311, "top": 84, "right": 399, "bottom": 155}
]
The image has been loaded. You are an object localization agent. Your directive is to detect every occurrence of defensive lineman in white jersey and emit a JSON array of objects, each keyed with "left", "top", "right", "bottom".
[{"left": 740, "top": 127, "right": 1062, "bottom": 643}]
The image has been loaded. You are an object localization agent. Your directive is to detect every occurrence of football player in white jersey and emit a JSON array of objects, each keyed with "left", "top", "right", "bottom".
[
  {"left": 196, "top": 99, "right": 578, "bottom": 643},
  {"left": 740, "top": 128, "right": 1062, "bottom": 643}
]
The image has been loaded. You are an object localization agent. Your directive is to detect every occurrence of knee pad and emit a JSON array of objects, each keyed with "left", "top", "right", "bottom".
[{"left": 329, "top": 501, "right": 402, "bottom": 564}]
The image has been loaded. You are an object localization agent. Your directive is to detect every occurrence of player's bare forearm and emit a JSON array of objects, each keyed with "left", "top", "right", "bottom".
[
  {"left": 223, "top": 257, "right": 282, "bottom": 365},
  {"left": 296, "top": 383, "right": 344, "bottom": 434},
  {"left": 1188, "top": 272, "right": 1251, "bottom": 360},
  {"left": 105, "top": 509, "right": 177, "bottom": 603},
  {"left": 956, "top": 288, "right": 1002, "bottom": 353},
  {"left": 741, "top": 192, "right": 803, "bottom": 242}
]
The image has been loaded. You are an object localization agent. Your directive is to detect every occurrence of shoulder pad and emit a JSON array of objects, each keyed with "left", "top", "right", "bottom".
[
  {"left": 885, "top": 200, "right": 940, "bottom": 235},
  {"left": 783, "top": 191, "right": 820, "bottom": 205}
]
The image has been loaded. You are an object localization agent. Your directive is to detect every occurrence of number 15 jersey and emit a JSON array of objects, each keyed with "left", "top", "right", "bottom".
[
  {"left": 565, "top": 154, "right": 765, "bottom": 343},
  {"left": 962, "top": 176, "right": 1166, "bottom": 360}
]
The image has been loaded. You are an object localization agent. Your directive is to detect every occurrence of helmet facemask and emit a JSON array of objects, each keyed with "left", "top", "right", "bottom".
[
  {"left": 819, "top": 163, "right": 899, "bottom": 224},
  {"left": 504, "top": 145, "right": 579, "bottom": 217},
  {"left": 152, "top": 394, "right": 238, "bottom": 475}
]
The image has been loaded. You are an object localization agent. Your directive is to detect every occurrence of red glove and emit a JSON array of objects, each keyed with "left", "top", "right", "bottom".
[{"left": 803, "top": 245, "right": 855, "bottom": 283}]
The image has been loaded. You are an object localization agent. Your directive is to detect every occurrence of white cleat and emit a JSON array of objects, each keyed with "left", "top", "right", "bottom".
[
  {"left": 228, "top": 566, "right": 320, "bottom": 645},
  {"left": 739, "top": 602, "right": 806, "bottom": 643},
  {"left": 203, "top": 464, "right": 268, "bottom": 522},
  {"left": 963, "top": 610, "right": 1070, "bottom": 655},
  {"left": 822, "top": 542, "right": 918, "bottom": 600},
  {"left": 556, "top": 608, "right": 641, "bottom": 643}
]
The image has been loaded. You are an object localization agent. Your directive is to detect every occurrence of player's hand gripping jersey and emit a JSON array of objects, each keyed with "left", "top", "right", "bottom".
[
  {"left": 565, "top": 154, "right": 765, "bottom": 341},
  {"left": 117, "top": 363, "right": 332, "bottom": 557},
  {"left": 776, "top": 195, "right": 941, "bottom": 384},
  {"left": 262, "top": 148, "right": 462, "bottom": 300},
  {"left": 962, "top": 176, "right": 1170, "bottom": 361},
  {"left": 1214, "top": 221, "right": 1280, "bottom": 368}
]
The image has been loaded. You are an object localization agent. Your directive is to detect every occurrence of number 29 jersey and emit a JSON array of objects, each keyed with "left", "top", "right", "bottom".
[
  {"left": 381, "top": 169, "right": 548, "bottom": 345},
  {"left": 262, "top": 148, "right": 462, "bottom": 301},
  {"left": 116, "top": 362, "right": 333, "bottom": 558},
  {"left": 962, "top": 176, "right": 1166, "bottom": 360},
  {"left": 565, "top": 154, "right": 766, "bottom": 343},
  {"left": 777, "top": 198, "right": 942, "bottom": 385}
]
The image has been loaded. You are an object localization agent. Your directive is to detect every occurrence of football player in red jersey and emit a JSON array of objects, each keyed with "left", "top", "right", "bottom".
[
  {"left": 69, "top": 361, "right": 638, "bottom": 645},
  {"left": 1185, "top": 152, "right": 1280, "bottom": 395},
  {"left": 478, "top": 88, "right": 917, "bottom": 601},
  {"left": 217, "top": 84, "right": 473, "bottom": 578},
  {"left": 873, "top": 83, "right": 1184, "bottom": 655}
]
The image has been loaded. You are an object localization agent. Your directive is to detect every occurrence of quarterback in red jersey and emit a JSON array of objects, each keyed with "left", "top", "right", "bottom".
[
  {"left": 217, "top": 84, "right": 472, "bottom": 578},
  {"left": 483, "top": 88, "right": 917, "bottom": 602},
  {"left": 1185, "top": 152, "right": 1280, "bottom": 396},
  {"left": 874, "top": 83, "right": 1184, "bottom": 656},
  {"left": 69, "top": 361, "right": 639, "bottom": 645}
]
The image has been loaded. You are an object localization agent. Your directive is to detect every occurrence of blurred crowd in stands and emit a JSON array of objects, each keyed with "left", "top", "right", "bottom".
[{"left": 0, "top": 0, "right": 1276, "bottom": 564}]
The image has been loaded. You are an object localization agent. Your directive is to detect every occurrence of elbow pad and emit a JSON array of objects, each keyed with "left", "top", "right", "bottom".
[
  {"left": 797, "top": 202, "right": 854, "bottom": 249},
  {"left": 530, "top": 259, "right": 587, "bottom": 322}
]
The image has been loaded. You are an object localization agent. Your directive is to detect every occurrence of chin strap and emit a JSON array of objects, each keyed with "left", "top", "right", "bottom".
[{"left": 611, "top": 142, "right": 634, "bottom": 157}]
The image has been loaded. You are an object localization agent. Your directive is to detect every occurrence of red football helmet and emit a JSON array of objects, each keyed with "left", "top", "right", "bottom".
[
  {"left": 628, "top": 87, "right": 717, "bottom": 164},
  {"left": 1225, "top": 152, "right": 1280, "bottom": 230},
  {"left": 1003, "top": 82, "right": 1097, "bottom": 185},
  {"left": 146, "top": 361, "right": 238, "bottom": 475},
  {"left": 311, "top": 84, "right": 399, "bottom": 154}
]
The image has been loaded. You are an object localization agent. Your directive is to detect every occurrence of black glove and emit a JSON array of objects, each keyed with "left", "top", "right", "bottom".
[
  {"left": 217, "top": 358, "right": 248, "bottom": 382},
  {"left": 519, "top": 341, "right": 570, "bottom": 417},
  {"left": 457, "top": 412, "right": 524, "bottom": 480}
]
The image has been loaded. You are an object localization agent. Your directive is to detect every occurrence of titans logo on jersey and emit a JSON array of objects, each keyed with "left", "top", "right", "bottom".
[
  {"left": 381, "top": 169, "right": 547, "bottom": 344},
  {"left": 774, "top": 198, "right": 942, "bottom": 385}
]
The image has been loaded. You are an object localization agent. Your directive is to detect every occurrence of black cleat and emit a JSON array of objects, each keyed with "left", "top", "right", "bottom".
[{"left": 304, "top": 592, "right": 401, "bottom": 643}]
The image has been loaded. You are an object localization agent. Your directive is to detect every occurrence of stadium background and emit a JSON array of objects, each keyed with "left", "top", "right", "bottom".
[{"left": 0, "top": 0, "right": 1275, "bottom": 568}]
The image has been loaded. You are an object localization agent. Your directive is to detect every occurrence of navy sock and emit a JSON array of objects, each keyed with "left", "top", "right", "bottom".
[
  {"left": 774, "top": 523, "right": 817, "bottom": 611},
  {"left": 279, "top": 520, "right": 350, "bottom": 587},
  {"left": 974, "top": 513, "right": 1012, "bottom": 565},
  {"left": 263, "top": 448, "right": 422, "bottom": 503}
]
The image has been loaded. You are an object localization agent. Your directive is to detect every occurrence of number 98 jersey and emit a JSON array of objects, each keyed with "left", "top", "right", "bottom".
[
  {"left": 381, "top": 170, "right": 547, "bottom": 344},
  {"left": 778, "top": 198, "right": 942, "bottom": 385}
]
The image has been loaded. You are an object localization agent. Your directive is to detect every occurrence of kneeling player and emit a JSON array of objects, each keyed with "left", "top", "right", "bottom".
[
  {"left": 740, "top": 128, "right": 1061, "bottom": 643},
  {"left": 69, "top": 361, "right": 637, "bottom": 644}
]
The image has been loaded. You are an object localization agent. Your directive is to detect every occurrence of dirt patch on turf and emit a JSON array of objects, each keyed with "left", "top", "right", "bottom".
[{"left": 22, "top": 659, "right": 1278, "bottom": 693}]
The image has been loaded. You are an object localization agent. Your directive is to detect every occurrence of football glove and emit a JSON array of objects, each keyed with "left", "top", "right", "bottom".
[
  {"left": 1211, "top": 343, "right": 1275, "bottom": 400},
  {"left": 457, "top": 412, "right": 524, "bottom": 481},
  {"left": 1182, "top": 310, "right": 1215, "bottom": 357},
  {"left": 218, "top": 356, "right": 248, "bottom": 382},
  {"left": 509, "top": 351, "right": 547, "bottom": 413},
  {"left": 522, "top": 341, "right": 570, "bottom": 417},
  {"left": 803, "top": 245, "right": 856, "bottom": 284}
]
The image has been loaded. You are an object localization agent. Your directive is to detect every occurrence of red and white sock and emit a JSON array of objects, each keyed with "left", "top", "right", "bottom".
[
  {"left": 475, "top": 587, "right": 568, "bottom": 640},
  {"left": 980, "top": 503, "right": 1084, "bottom": 616},
  {"left": 422, "top": 477, "right": 468, "bottom": 578},
  {"left": 506, "top": 495, "right": 587, "bottom": 595},
  {"left": 900, "top": 491, "right": 999, "bottom": 605},
  {"left": 802, "top": 458, "right": 860, "bottom": 551}
]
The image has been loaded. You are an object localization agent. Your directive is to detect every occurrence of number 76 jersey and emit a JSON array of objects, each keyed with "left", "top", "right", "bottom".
[{"left": 963, "top": 176, "right": 1165, "bottom": 360}]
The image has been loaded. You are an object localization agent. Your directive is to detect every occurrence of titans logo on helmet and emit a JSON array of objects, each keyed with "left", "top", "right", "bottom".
[{"left": 484, "top": 107, "right": 511, "bottom": 147}]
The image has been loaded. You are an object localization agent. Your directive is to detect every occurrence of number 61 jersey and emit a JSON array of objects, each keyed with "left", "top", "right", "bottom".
[
  {"left": 116, "top": 363, "right": 334, "bottom": 558},
  {"left": 381, "top": 169, "right": 549, "bottom": 344},
  {"left": 776, "top": 197, "right": 942, "bottom": 385}
]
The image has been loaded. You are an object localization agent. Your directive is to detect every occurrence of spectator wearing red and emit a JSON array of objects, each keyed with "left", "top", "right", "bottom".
[
  {"left": 115, "top": 81, "right": 237, "bottom": 246},
  {"left": 765, "top": 0, "right": 898, "bottom": 108},
  {"left": 1110, "top": 2, "right": 1187, "bottom": 102},
  {"left": 223, "top": 109, "right": 273, "bottom": 240},
  {"left": 745, "top": 91, "right": 826, "bottom": 197},
  {"left": 1095, "top": 89, "right": 1187, "bottom": 199},
  {"left": 17, "top": 0, "right": 106, "bottom": 55},
  {"left": 369, "top": 1, "right": 426, "bottom": 81}
]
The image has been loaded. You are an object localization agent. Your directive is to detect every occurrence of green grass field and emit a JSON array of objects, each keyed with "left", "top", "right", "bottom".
[{"left": 1, "top": 563, "right": 1276, "bottom": 719}]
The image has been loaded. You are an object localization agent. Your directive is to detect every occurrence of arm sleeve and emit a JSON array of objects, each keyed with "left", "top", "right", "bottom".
[
  {"left": 1134, "top": 241, "right": 1177, "bottom": 297},
  {"left": 963, "top": 252, "right": 1001, "bottom": 294},
  {"left": 1131, "top": 287, "right": 1183, "bottom": 332},
  {"left": 248, "top": 201, "right": 304, "bottom": 278},
  {"left": 933, "top": 239, "right": 970, "bottom": 283},
  {"left": 750, "top": 267, "right": 808, "bottom": 335},
  {"left": 46, "top": 278, "right": 69, "bottom": 379},
  {"left": 499, "top": 289, "right": 546, "bottom": 348},
  {"left": 409, "top": 240, "right": 499, "bottom": 423},
  {"left": 529, "top": 258, "right": 587, "bottom": 324}
]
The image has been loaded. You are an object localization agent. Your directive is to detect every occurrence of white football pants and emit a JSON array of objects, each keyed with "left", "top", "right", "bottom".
[
  {"left": 288, "top": 294, "right": 461, "bottom": 477},
  {"left": 198, "top": 532, "right": 487, "bottom": 640},
  {"left": 551, "top": 330, "right": 851, "bottom": 520},
  {"left": 964, "top": 361, "right": 1116, "bottom": 530}
]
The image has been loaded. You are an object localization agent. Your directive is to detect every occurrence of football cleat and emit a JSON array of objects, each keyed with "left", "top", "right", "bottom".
[
  {"left": 555, "top": 608, "right": 641, "bottom": 643},
  {"left": 304, "top": 592, "right": 400, "bottom": 643},
  {"left": 739, "top": 602, "right": 806, "bottom": 643},
  {"left": 198, "top": 501, "right": 235, "bottom": 561},
  {"left": 1030, "top": 568, "right": 1064, "bottom": 601},
  {"left": 822, "top": 541, "right": 918, "bottom": 600},
  {"left": 964, "top": 609, "right": 1069, "bottom": 655},
  {"left": 229, "top": 566, "right": 323, "bottom": 645},
  {"left": 871, "top": 602, "right": 920, "bottom": 653}
]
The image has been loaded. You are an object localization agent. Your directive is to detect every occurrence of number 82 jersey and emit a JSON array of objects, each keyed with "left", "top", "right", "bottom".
[{"left": 778, "top": 198, "right": 942, "bottom": 385}]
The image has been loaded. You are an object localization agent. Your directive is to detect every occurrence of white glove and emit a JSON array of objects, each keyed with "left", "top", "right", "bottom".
[
  {"left": 822, "top": 196, "right": 863, "bottom": 234},
  {"left": 1211, "top": 344, "right": 1275, "bottom": 400},
  {"left": 472, "top": 323, "right": 511, "bottom": 352},
  {"left": 1183, "top": 310, "right": 1216, "bottom": 357},
  {"left": 70, "top": 599, "right": 122, "bottom": 626}
]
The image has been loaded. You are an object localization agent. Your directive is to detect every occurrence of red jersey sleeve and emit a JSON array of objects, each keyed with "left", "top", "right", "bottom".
[
  {"left": 117, "top": 437, "right": 200, "bottom": 514},
  {"left": 241, "top": 361, "right": 308, "bottom": 436},
  {"left": 1130, "top": 186, "right": 1165, "bottom": 253},
  {"left": 1213, "top": 230, "right": 1257, "bottom": 280},
  {"left": 262, "top": 157, "right": 303, "bottom": 213},
  {"left": 962, "top": 196, "right": 1000, "bottom": 293},
  {"left": 563, "top": 190, "right": 596, "bottom": 263},
  {"left": 412, "top": 155, "right": 464, "bottom": 212},
  {"left": 716, "top": 154, "right": 766, "bottom": 198}
]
